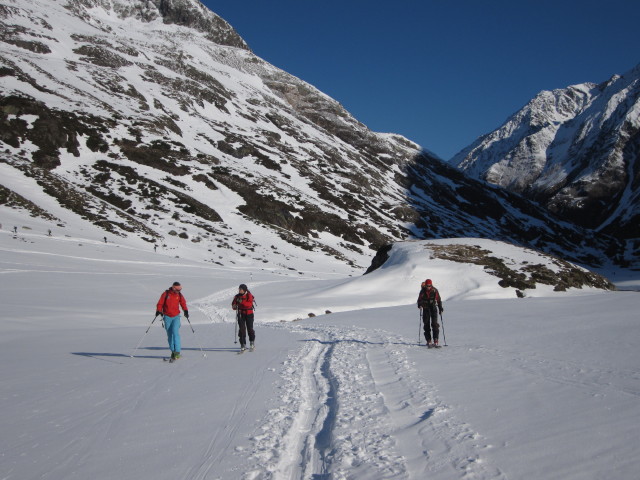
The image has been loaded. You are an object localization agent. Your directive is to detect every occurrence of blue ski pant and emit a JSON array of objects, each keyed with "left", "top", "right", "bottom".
[{"left": 163, "top": 314, "right": 181, "bottom": 353}]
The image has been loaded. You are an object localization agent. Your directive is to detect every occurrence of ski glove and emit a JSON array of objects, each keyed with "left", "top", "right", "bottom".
[
  {"left": 184, "top": 310, "right": 189, "bottom": 319},
  {"left": 156, "top": 311, "right": 162, "bottom": 317},
  {"left": 439, "top": 308, "right": 444, "bottom": 314}
]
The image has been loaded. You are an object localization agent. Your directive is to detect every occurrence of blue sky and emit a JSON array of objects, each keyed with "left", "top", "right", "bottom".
[{"left": 202, "top": 1, "right": 640, "bottom": 160}]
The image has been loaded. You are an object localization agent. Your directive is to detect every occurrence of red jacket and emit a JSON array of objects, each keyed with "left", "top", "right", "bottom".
[
  {"left": 232, "top": 292, "right": 254, "bottom": 314},
  {"left": 157, "top": 288, "right": 188, "bottom": 317}
]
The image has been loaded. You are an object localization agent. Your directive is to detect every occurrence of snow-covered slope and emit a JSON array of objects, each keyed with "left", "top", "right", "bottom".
[
  {"left": 451, "top": 63, "right": 640, "bottom": 260},
  {"left": 0, "top": 0, "right": 624, "bottom": 274},
  {"left": 0, "top": 0, "right": 422, "bottom": 274},
  {"left": 1, "top": 207, "right": 637, "bottom": 480}
]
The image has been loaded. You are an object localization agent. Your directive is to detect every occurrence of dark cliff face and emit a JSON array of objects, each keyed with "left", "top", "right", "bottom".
[{"left": 154, "top": 0, "right": 250, "bottom": 49}]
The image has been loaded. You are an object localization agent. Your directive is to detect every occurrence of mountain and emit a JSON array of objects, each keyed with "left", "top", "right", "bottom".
[
  {"left": 451, "top": 64, "right": 640, "bottom": 264},
  {"left": 0, "top": 0, "right": 624, "bottom": 274}
]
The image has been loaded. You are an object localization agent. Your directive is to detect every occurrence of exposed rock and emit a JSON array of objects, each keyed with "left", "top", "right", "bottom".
[
  {"left": 0, "top": 0, "right": 627, "bottom": 272},
  {"left": 452, "top": 63, "right": 640, "bottom": 264}
]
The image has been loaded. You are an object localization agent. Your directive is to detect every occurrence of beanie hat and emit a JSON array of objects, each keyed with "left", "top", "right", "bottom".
[{"left": 425, "top": 279, "right": 433, "bottom": 286}]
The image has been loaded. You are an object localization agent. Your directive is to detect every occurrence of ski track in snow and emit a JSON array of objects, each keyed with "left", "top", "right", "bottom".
[
  {"left": 239, "top": 322, "right": 506, "bottom": 480},
  {"left": 192, "top": 281, "right": 272, "bottom": 325},
  {"left": 2, "top": 223, "right": 635, "bottom": 479},
  {"left": 192, "top": 285, "right": 243, "bottom": 325}
]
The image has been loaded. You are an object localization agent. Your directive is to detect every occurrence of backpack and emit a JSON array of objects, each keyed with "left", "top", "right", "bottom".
[
  {"left": 419, "top": 287, "right": 438, "bottom": 307},
  {"left": 161, "top": 289, "right": 183, "bottom": 314}
]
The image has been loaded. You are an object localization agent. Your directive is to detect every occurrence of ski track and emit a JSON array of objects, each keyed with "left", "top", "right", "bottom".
[
  {"left": 192, "top": 286, "right": 245, "bottom": 325},
  {"left": 192, "top": 282, "right": 272, "bottom": 326},
  {"left": 239, "top": 322, "right": 506, "bottom": 480}
]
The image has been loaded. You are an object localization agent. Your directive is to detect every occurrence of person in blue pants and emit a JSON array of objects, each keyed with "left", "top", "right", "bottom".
[{"left": 156, "top": 282, "right": 189, "bottom": 360}]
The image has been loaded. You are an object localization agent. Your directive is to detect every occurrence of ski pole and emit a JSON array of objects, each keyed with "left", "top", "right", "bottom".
[
  {"left": 234, "top": 309, "right": 239, "bottom": 344},
  {"left": 418, "top": 308, "right": 422, "bottom": 345},
  {"left": 130, "top": 314, "right": 160, "bottom": 357},
  {"left": 184, "top": 314, "right": 207, "bottom": 357},
  {"left": 440, "top": 312, "right": 447, "bottom": 346}
]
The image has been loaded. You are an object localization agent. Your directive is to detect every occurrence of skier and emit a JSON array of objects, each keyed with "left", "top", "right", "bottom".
[
  {"left": 417, "top": 279, "right": 444, "bottom": 347},
  {"left": 232, "top": 284, "right": 255, "bottom": 352},
  {"left": 156, "top": 281, "right": 189, "bottom": 361}
]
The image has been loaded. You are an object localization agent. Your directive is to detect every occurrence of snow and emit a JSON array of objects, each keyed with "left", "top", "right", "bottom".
[
  {"left": 450, "top": 64, "right": 640, "bottom": 251},
  {"left": 1, "top": 208, "right": 639, "bottom": 480}
]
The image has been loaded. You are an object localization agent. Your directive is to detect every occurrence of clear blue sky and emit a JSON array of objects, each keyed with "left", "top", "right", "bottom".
[{"left": 202, "top": 0, "right": 640, "bottom": 160}]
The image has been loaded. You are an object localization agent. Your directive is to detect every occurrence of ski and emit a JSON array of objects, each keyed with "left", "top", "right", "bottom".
[{"left": 238, "top": 348, "right": 247, "bottom": 355}]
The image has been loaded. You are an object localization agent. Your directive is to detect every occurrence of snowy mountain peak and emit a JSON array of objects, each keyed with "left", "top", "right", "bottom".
[{"left": 451, "top": 62, "right": 640, "bottom": 265}]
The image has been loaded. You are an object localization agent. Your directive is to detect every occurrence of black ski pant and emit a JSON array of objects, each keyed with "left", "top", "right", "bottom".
[
  {"left": 237, "top": 312, "right": 255, "bottom": 346},
  {"left": 422, "top": 305, "right": 439, "bottom": 343}
]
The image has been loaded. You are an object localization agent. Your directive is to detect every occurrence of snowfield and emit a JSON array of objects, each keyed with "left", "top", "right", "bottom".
[{"left": 1, "top": 208, "right": 639, "bottom": 480}]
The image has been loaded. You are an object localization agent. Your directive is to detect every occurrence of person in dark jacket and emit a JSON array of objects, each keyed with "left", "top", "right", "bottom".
[
  {"left": 417, "top": 279, "right": 443, "bottom": 347},
  {"left": 232, "top": 284, "right": 255, "bottom": 351},
  {"left": 156, "top": 281, "right": 189, "bottom": 360}
]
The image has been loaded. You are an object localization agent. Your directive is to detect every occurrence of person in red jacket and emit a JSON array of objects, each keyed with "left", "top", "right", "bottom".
[
  {"left": 417, "top": 279, "right": 443, "bottom": 347},
  {"left": 156, "top": 281, "right": 189, "bottom": 360},
  {"left": 232, "top": 284, "right": 255, "bottom": 352}
]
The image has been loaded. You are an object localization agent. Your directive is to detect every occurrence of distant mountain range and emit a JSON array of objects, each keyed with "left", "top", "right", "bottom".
[
  {"left": 0, "top": 0, "right": 630, "bottom": 272},
  {"left": 451, "top": 63, "right": 640, "bottom": 265}
]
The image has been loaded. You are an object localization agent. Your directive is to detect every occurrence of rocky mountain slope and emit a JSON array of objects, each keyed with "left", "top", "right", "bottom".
[
  {"left": 0, "top": 0, "right": 624, "bottom": 274},
  {"left": 451, "top": 64, "right": 640, "bottom": 265}
]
